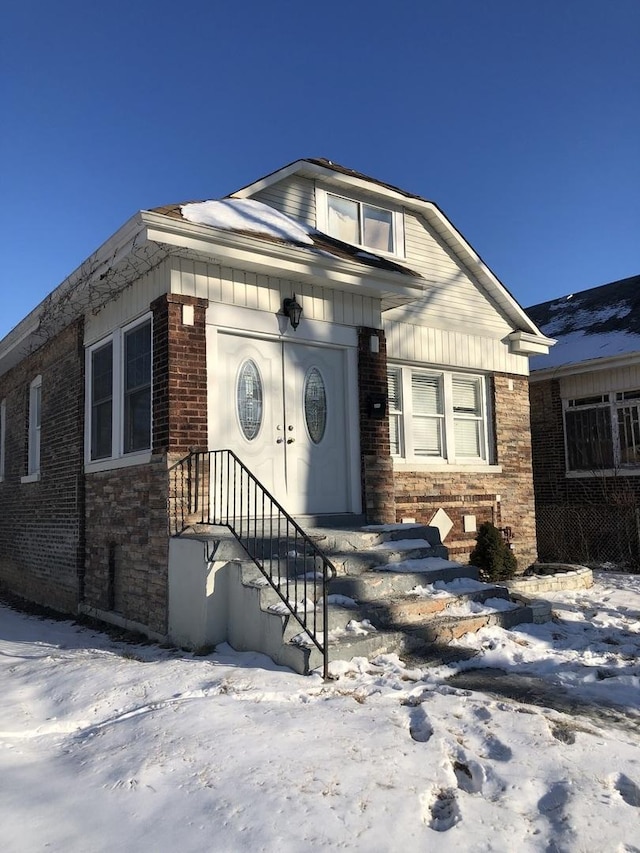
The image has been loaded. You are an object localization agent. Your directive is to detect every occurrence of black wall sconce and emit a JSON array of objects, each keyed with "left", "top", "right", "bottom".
[{"left": 283, "top": 294, "right": 303, "bottom": 330}]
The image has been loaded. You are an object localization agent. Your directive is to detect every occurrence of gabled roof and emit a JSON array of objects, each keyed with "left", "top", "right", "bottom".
[
  {"left": 231, "top": 158, "right": 551, "bottom": 343},
  {"left": 527, "top": 274, "right": 640, "bottom": 374},
  {"left": 1, "top": 157, "right": 554, "bottom": 377}
]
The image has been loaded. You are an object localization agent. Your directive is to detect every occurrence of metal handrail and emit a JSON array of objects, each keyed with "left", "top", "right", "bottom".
[{"left": 169, "top": 449, "right": 334, "bottom": 678}]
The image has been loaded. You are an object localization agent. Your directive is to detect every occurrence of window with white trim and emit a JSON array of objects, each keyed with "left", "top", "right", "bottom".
[
  {"left": 86, "top": 316, "right": 152, "bottom": 464},
  {"left": 0, "top": 398, "right": 6, "bottom": 481},
  {"left": 27, "top": 376, "right": 42, "bottom": 476},
  {"left": 316, "top": 188, "right": 404, "bottom": 257},
  {"left": 388, "top": 366, "right": 490, "bottom": 464},
  {"left": 565, "top": 390, "right": 640, "bottom": 471}
]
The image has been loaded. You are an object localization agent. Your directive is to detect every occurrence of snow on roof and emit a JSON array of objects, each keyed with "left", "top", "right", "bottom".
[
  {"left": 530, "top": 329, "right": 640, "bottom": 370},
  {"left": 181, "top": 198, "right": 314, "bottom": 246},
  {"left": 527, "top": 274, "right": 640, "bottom": 370}
]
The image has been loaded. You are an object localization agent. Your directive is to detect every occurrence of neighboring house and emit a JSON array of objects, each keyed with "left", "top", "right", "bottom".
[
  {"left": 527, "top": 274, "right": 640, "bottom": 568},
  {"left": 0, "top": 158, "right": 552, "bottom": 643}
]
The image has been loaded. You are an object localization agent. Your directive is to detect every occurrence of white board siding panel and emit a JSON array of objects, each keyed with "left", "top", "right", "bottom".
[
  {"left": 385, "top": 320, "right": 529, "bottom": 376},
  {"left": 171, "top": 257, "right": 380, "bottom": 329},
  {"left": 386, "top": 212, "right": 513, "bottom": 339},
  {"left": 250, "top": 176, "right": 316, "bottom": 227},
  {"left": 84, "top": 259, "right": 170, "bottom": 345},
  {"left": 560, "top": 363, "right": 640, "bottom": 400}
]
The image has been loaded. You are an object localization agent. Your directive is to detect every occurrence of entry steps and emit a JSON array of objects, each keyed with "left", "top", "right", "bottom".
[{"left": 227, "top": 523, "right": 551, "bottom": 675}]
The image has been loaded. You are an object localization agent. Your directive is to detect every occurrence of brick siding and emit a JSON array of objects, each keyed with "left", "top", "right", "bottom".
[
  {"left": 530, "top": 376, "right": 640, "bottom": 565},
  {"left": 82, "top": 294, "right": 209, "bottom": 632},
  {"left": 0, "top": 321, "right": 84, "bottom": 611},
  {"left": 83, "top": 457, "right": 170, "bottom": 634},
  {"left": 152, "top": 294, "right": 208, "bottom": 454},
  {"left": 358, "top": 327, "right": 395, "bottom": 524},
  {"left": 394, "top": 375, "right": 539, "bottom": 570}
]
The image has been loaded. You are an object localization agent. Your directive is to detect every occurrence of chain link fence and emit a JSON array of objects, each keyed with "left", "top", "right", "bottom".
[{"left": 536, "top": 503, "right": 640, "bottom": 571}]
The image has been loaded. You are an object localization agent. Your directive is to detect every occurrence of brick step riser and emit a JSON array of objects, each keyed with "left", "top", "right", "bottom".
[{"left": 362, "top": 586, "right": 511, "bottom": 625}]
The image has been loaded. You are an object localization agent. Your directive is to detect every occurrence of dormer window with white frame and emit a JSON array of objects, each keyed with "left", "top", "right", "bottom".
[{"left": 316, "top": 187, "right": 404, "bottom": 258}]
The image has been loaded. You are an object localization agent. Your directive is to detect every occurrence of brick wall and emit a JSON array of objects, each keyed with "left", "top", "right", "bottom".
[
  {"left": 529, "top": 378, "right": 569, "bottom": 504},
  {"left": 0, "top": 321, "right": 84, "bottom": 611},
  {"left": 82, "top": 294, "right": 210, "bottom": 633},
  {"left": 83, "top": 457, "right": 170, "bottom": 634},
  {"left": 358, "top": 327, "right": 395, "bottom": 524},
  {"left": 394, "top": 375, "right": 539, "bottom": 570},
  {"left": 530, "top": 376, "right": 640, "bottom": 566},
  {"left": 152, "top": 294, "right": 208, "bottom": 454}
]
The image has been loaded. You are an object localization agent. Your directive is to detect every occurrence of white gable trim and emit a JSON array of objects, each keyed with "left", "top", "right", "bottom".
[{"left": 231, "top": 160, "right": 552, "bottom": 349}]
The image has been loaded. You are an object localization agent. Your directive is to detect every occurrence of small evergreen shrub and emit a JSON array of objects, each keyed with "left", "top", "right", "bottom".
[{"left": 469, "top": 522, "right": 517, "bottom": 582}]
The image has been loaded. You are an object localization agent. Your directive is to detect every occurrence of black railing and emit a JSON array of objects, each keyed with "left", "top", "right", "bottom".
[{"left": 169, "top": 449, "right": 335, "bottom": 678}]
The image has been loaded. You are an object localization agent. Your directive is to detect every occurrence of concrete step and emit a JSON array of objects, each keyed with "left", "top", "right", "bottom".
[
  {"left": 404, "top": 601, "right": 536, "bottom": 645},
  {"left": 302, "top": 628, "right": 420, "bottom": 673},
  {"left": 330, "top": 564, "right": 480, "bottom": 602},
  {"left": 224, "top": 523, "right": 548, "bottom": 675},
  {"left": 364, "top": 584, "right": 512, "bottom": 625}
]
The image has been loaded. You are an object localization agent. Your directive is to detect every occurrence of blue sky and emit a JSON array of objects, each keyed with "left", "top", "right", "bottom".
[{"left": 1, "top": 0, "right": 638, "bottom": 339}]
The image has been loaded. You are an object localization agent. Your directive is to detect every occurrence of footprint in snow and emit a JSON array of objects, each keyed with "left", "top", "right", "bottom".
[
  {"left": 408, "top": 706, "right": 433, "bottom": 743},
  {"left": 481, "top": 732, "right": 513, "bottom": 761},
  {"left": 537, "top": 780, "right": 572, "bottom": 836},
  {"left": 614, "top": 773, "right": 640, "bottom": 808},
  {"left": 453, "top": 760, "right": 483, "bottom": 795},
  {"left": 473, "top": 706, "right": 492, "bottom": 722},
  {"left": 549, "top": 721, "right": 576, "bottom": 745},
  {"left": 421, "top": 787, "right": 460, "bottom": 832}
]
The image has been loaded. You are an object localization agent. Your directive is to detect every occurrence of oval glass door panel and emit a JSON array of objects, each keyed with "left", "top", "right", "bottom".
[
  {"left": 237, "top": 359, "right": 263, "bottom": 440},
  {"left": 304, "top": 367, "right": 327, "bottom": 444}
]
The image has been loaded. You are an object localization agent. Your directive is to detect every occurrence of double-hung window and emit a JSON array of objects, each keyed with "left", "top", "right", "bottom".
[
  {"left": 565, "top": 389, "right": 640, "bottom": 471},
  {"left": 27, "top": 376, "right": 42, "bottom": 477},
  {"left": 91, "top": 343, "right": 113, "bottom": 460},
  {"left": 317, "top": 188, "right": 404, "bottom": 257},
  {"left": 86, "top": 316, "right": 152, "bottom": 466},
  {"left": 123, "top": 322, "right": 152, "bottom": 453},
  {"left": 388, "top": 366, "right": 490, "bottom": 464}
]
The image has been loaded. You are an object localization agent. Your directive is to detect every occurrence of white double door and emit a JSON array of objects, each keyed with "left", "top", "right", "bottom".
[{"left": 216, "top": 332, "right": 351, "bottom": 516}]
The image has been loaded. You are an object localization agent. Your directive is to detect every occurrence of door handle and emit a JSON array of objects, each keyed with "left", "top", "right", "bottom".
[
  {"left": 287, "top": 438, "right": 295, "bottom": 444},
  {"left": 276, "top": 437, "right": 284, "bottom": 444}
]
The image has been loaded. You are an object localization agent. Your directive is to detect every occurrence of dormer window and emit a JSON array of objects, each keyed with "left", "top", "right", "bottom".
[{"left": 317, "top": 188, "right": 404, "bottom": 257}]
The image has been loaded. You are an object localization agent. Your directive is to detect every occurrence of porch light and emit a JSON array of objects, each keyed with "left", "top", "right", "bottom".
[{"left": 283, "top": 294, "right": 303, "bottom": 330}]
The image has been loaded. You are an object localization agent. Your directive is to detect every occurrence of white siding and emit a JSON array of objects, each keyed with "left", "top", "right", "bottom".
[
  {"left": 84, "top": 259, "right": 170, "bottom": 345},
  {"left": 171, "top": 257, "right": 381, "bottom": 328},
  {"left": 386, "top": 211, "right": 513, "bottom": 338},
  {"left": 561, "top": 363, "right": 640, "bottom": 399},
  {"left": 251, "top": 176, "right": 515, "bottom": 341},
  {"left": 250, "top": 176, "right": 316, "bottom": 227},
  {"left": 385, "top": 320, "right": 530, "bottom": 376}
]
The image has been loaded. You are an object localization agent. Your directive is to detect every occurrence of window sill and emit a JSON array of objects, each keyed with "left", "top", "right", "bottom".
[
  {"left": 21, "top": 472, "right": 41, "bottom": 483},
  {"left": 566, "top": 468, "right": 640, "bottom": 479},
  {"left": 392, "top": 460, "right": 502, "bottom": 474},
  {"left": 85, "top": 451, "right": 152, "bottom": 474}
]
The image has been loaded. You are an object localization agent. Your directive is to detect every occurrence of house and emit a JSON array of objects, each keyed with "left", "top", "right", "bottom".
[
  {"left": 527, "top": 274, "right": 640, "bottom": 568},
  {"left": 0, "top": 158, "right": 553, "bottom": 656}
]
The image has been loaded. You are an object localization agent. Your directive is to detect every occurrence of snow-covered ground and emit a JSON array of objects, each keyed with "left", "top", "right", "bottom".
[{"left": 1, "top": 572, "right": 639, "bottom": 852}]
